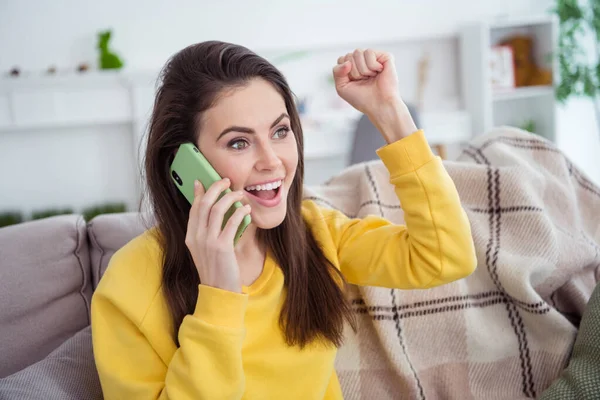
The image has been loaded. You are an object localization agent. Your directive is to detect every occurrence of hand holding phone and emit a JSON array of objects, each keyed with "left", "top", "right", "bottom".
[
  {"left": 183, "top": 178, "right": 250, "bottom": 293},
  {"left": 170, "top": 143, "right": 251, "bottom": 245}
]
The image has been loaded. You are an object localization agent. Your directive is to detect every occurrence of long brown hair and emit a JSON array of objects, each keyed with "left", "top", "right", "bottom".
[{"left": 144, "top": 41, "right": 356, "bottom": 348}]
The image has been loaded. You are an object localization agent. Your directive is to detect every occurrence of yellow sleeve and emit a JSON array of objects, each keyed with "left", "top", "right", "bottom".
[
  {"left": 92, "top": 256, "right": 248, "bottom": 400},
  {"left": 327, "top": 130, "right": 477, "bottom": 289}
]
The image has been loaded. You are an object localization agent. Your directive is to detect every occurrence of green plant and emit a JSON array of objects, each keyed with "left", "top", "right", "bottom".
[
  {"left": 83, "top": 202, "right": 127, "bottom": 222},
  {"left": 31, "top": 208, "right": 74, "bottom": 220},
  {"left": 520, "top": 119, "right": 537, "bottom": 133},
  {"left": 553, "top": 0, "right": 600, "bottom": 101},
  {"left": 270, "top": 50, "right": 310, "bottom": 65},
  {"left": 553, "top": 0, "right": 600, "bottom": 138},
  {"left": 97, "top": 30, "right": 124, "bottom": 70},
  {"left": 0, "top": 212, "right": 23, "bottom": 228}
]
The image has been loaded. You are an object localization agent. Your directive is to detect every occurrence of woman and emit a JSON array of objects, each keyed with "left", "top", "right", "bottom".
[{"left": 91, "top": 41, "right": 477, "bottom": 399}]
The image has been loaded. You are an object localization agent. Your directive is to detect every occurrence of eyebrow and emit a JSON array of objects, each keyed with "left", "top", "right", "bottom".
[{"left": 216, "top": 113, "right": 290, "bottom": 141}]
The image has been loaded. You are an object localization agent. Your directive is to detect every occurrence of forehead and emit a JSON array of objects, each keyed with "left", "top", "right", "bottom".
[{"left": 202, "top": 78, "right": 287, "bottom": 132}]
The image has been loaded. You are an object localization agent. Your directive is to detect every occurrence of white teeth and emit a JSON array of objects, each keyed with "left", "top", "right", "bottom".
[{"left": 245, "top": 180, "right": 282, "bottom": 191}]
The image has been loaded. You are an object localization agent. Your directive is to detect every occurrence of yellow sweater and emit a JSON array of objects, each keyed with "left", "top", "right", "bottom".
[{"left": 91, "top": 130, "right": 477, "bottom": 399}]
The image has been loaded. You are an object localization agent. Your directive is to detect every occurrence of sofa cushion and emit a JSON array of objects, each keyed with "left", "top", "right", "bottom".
[
  {"left": 88, "top": 212, "right": 147, "bottom": 288},
  {"left": 0, "top": 326, "right": 103, "bottom": 400},
  {"left": 0, "top": 215, "right": 92, "bottom": 378}
]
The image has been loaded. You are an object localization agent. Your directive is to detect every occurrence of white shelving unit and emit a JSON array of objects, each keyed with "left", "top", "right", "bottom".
[
  {"left": 460, "top": 15, "right": 558, "bottom": 142},
  {"left": 0, "top": 71, "right": 357, "bottom": 162},
  {"left": 0, "top": 70, "right": 360, "bottom": 210}
]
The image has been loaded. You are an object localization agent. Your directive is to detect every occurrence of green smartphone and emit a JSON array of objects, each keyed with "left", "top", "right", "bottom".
[{"left": 170, "top": 142, "right": 251, "bottom": 245}]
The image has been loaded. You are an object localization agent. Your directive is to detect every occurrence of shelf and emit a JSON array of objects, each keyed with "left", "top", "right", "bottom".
[
  {"left": 489, "top": 14, "right": 556, "bottom": 30},
  {"left": 460, "top": 15, "right": 558, "bottom": 144},
  {"left": 0, "top": 117, "right": 133, "bottom": 133},
  {"left": 493, "top": 86, "right": 554, "bottom": 102},
  {"left": 0, "top": 70, "right": 159, "bottom": 92}
]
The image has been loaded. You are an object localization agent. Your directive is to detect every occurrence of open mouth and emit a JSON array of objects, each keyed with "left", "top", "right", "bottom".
[{"left": 244, "top": 179, "right": 283, "bottom": 204}]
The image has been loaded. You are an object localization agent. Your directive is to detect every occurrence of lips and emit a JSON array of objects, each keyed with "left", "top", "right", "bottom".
[{"left": 244, "top": 179, "right": 283, "bottom": 208}]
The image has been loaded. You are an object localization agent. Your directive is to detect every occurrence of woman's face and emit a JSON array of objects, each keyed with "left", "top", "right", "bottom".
[{"left": 197, "top": 78, "right": 299, "bottom": 230}]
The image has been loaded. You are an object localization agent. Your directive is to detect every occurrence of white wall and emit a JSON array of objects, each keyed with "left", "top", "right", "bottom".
[
  {"left": 0, "top": 0, "right": 554, "bottom": 73},
  {"left": 3, "top": 0, "right": 599, "bottom": 218},
  {"left": 556, "top": 100, "right": 600, "bottom": 184},
  {"left": 0, "top": 0, "right": 552, "bottom": 110},
  {"left": 0, "top": 124, "right": 139, "bottom": 214}
]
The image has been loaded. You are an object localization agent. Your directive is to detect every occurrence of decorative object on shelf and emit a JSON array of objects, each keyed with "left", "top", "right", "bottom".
[
  {"left": 432, "top": 144, "right": 448, "bottom": 160},
  {"left": 553, "top": 0, "right": 600, "bottom": 139},
  {"left": 46, "top": 65, "right": 57, "bottom": 75},
  {"left": 499, "top": 35, "right": 553, "bottom": 87},
  {"left": 77, "top": 62, "right": 90, "bottom": 73},
  {"left": 0, "top": 212, "right": 23, "bottom": 228},
  {"left": 83, "top": 202, "right": 127, "bottom": 221},
  {"left": 414, "top": 52, "right": 453, "bottom": 160},
  {"left": 9, "top": 67, "right": 20, "bottom": 77},
  {"left": 97, "top": 30, "right": 124, "bottom": 70},
  {"left": 490, "top": 45, "right": 516, "bottom": 90},
  {"left": 415, "top": 51, "right": 430, "bottom": 111},
  {"left": 31, "top": 208, "right": 74, "bottom": 220},
  {"left": 460, "top": 16, "right": 558, "bottom": 143}
]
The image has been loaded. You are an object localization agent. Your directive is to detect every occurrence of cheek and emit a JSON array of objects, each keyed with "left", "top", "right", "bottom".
[
  {"left": 285, "top": 155, "right": 298, "bottom": 180},
  {"left": 283, "top": 140, "right": 299, "bottom": 179},
  {"left": 211, "top": 158, "right": 250, "bottom": 190}
]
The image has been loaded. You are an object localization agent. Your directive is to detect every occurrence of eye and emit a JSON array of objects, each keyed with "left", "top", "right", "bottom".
[
  {"left": 228, "top": 138, "right": 249, "bottom": 150},
  {"left": 273, "top": 126, "right": 290, "bottom": 139}
]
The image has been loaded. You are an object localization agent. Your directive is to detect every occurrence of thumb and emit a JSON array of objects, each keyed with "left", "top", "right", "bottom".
[{"left": 332, "top": 61, "right": 351, "bottom": 85}]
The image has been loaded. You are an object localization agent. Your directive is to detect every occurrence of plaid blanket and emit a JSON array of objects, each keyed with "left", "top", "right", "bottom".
[{"left": 303, "top": 127, "right": 600, "bottom": 400}]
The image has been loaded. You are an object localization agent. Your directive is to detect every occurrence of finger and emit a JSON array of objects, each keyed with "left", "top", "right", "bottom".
[
  {"left": 220, "top": 204, "right": 252, "bottom": 244},
  {"left": 332, "top": 60, "right": 351, "bottom": 83},
  {"left": 364, "top": 49, "right": 383, "bottom": 72},
  {"left": 198, "top": 178, "right": 231, "bottom": 230},
  {"left": 186, "top": 180, "right": 205, "bottom": 242},
  {"left": 353, "top": 49, "right": 375, "bottom": 77},
  {"left": 344, "top": 53, "right": 361, "bottom": 80},
  {"left": 337, "top": 55, "right": 345, "bottom": 65},
  {"left": 207, "top": 189, "right": 245, "bottom": 238},
  {"left": 374, "top": 50, "right": 394, "bottom": 67}
]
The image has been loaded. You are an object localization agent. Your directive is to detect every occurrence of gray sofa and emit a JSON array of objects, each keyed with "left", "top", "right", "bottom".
[
  {"left": 0, "top": 212, "right": 146, "bottom": 399},
  {"left": 0, "top": 212, "right": 597, "bottom": 400}
]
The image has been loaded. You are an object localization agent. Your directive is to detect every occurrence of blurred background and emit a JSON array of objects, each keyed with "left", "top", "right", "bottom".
[{"left": 1, "top": 0, "right": 599, "bottom": 225}]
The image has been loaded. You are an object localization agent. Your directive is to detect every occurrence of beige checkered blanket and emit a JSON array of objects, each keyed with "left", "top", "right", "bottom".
[{"left": 304, "top": 127, "right": 600, "bottom": 399}]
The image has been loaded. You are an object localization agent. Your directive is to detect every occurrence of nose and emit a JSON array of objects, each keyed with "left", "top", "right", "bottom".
[{"left": 255, "top": 142, "right": 282, "bottom": 171}]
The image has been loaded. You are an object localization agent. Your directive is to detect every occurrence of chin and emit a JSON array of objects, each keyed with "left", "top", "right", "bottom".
[{"left": 250, "top": 208, "right": 287, "bottom": 230}]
